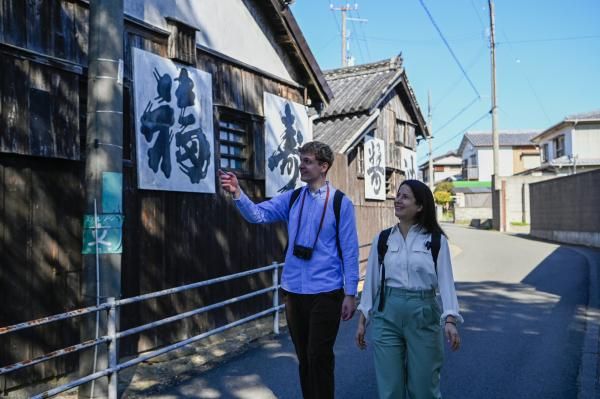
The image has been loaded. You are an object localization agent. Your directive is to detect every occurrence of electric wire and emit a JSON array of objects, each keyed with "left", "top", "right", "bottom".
[
  {"left": 432, "top": 112, "right": 491, "bottom": 154},
  {"left": 499, "top": 28, "right": 552, "bottom": 124},
  {"left": 417, "top": 0, "right": 482, "bottom": 99},
  {"left": 433, "top": 97, "right": 481, "bottom": 135}
]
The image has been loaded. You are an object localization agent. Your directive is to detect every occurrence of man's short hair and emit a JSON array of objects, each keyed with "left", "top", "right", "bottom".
[{"left": 299, "top": 141, "right": 334, "bottom": 169}]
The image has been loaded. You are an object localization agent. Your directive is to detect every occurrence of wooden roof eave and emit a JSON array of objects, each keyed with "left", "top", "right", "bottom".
[
  {"left": 269, "top": 0, "right": 333, "bottom": 105},
  {"left": 339, "top": 109, "right": 381, "bottom": 154},
  {"left": 369, "top": 69, "right": 429, "bottom": 139},
  {"left": 399, "top": 71, "right": 429, "bottom": 138}
]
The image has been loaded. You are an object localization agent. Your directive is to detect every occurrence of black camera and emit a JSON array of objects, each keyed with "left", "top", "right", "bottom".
[{"left": 293, "top": 244, "right": 314, "bottom": 260}]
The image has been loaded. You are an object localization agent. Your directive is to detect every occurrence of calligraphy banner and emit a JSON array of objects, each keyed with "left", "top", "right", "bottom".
[
  {"left": 400, "top": 146, "right": 418, "bottom": 180},
  {"left": 263, "top": 93, "right": 311, "bottom": 198},
  {"left": 133, "top": 48, "right": 215, "bottom": 193},
  {"left": 364, "top": 137, "right": 386, "bottom": 200}
]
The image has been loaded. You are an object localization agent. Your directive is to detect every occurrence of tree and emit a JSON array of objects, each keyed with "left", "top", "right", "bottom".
[{"left": 434, "top": 181, "right": 454, "bottom": 211}]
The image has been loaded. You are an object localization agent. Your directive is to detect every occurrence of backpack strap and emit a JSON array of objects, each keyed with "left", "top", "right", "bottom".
[
  {"left": 333, "top": 189, "right": 344, "bottom": 261},
  {"left": 284, "top": 187, "right": 304, "bottom": 255},
  {"left": 288, "top": 187, "right": 303, "bottom": 213},
  {"left": 431, "top": 231, "right": 441, "bottom": 274},
  {"left": 376, "top": 227, "right": 393, "bottom": 312},
  {"left": 286, "top": 187, "right": 345, "bottom": 260}
]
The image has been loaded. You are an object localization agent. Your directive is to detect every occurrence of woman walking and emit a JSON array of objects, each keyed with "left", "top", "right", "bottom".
[{"left": 356, "top": 180, "right": 462, "bottom": 399}]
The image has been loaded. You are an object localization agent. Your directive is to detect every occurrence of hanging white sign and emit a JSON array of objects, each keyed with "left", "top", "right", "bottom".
[
  {"left": 133, "top": 48, "right": 215, "bottom": 193},
  {"left": 364, "top": 137, "right": 386, "bottom": 200},
  {"left": 263, "top": 93, "right": 311, "bottom": 197}
]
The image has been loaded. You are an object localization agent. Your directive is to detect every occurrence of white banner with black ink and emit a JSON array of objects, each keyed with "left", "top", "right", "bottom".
[
  {"left": 263, "top": 93, "right": 311, "bottom": 198},
  {"left": 400, "top": 146, "right": 418, "bottom": 180},
  {"left": 364, "top": 137, "right": 386, "bottom": 200},
  {"left": 133, "top": 48, "right": 215, "bottom": 193}
]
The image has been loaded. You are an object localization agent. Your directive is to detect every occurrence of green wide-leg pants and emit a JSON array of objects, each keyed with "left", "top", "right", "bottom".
[{"left": 372, "top": 286, "right": 444, "bottom": 399}]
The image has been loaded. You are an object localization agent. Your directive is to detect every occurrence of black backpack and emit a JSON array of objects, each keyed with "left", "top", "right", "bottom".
[
  {"left": 289, "top": 187, "right": 345, "bottom": 260},
  {"left": 376, "top": 227, "right": 441, "bottom": 311}
]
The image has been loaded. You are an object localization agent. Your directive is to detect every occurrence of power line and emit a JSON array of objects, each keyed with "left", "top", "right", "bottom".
[
  {"left": 432, "top": 112, "right": 490, "bottom": 153},
  {"left": 497, "top": 34, "right": 600, "bottom": 45},
  {"left": 433, "top": 44, "right": 487, "bottom": 111},
  {"left": 499, "top": 28, "right": 552, "bottom": 124},
  {"left": 417, "top": 0, "right": 482, "bottom": 99},
  {"left": 354, "top": 8, "right": 372, "bottom": 61},
  {"left": 348, "top": 10, "right": 365, "bottom": 63},
  {"left": 470, "top": 0, "right": 486, "bottom": 31},
  {"left": 433, "top": 97, "right": 481, "bottom": 135}
]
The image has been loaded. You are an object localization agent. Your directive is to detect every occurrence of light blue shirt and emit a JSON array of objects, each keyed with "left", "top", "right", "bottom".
[{"left": 235, "top": 183, "right": 359, "bottom": 296}]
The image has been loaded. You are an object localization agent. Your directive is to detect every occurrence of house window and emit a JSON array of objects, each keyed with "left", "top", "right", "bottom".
[
  {"left": 219, "top": 115, "right": 250, "bottom": 172},
  {"left": 541, "top": 143, "right": 550, "bottom": 162},
  {"left": 166, "top": 17, "right": 197, "bottom": 65},
  {"left": 395, "top": 120, "right": 405, "bottom": 145},
  {"left": 554, "top": 135, "right": 565, "bottom": 158}
]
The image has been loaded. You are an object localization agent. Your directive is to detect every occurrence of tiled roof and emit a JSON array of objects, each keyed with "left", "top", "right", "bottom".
[
  {"left": 319, "top": 56, "right": 403, "bottom": 117},
  {"left": 565, "top": 109, "right": 600, "bottom": 121},
  {"left": 313, "top": 113, "right": 375, "bottom": 153},
  {"left": 464, "top": 131, "right": 540, "bottom": 147}
]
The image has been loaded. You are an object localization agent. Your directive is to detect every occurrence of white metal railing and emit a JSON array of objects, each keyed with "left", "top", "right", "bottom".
[{"left": 0, "top": 262, "right": 284, "bottom": 398}]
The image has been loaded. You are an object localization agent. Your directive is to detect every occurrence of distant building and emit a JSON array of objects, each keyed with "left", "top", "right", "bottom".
[
  {"left": 528, "top": 109, "right": 600, "bottom": 175},
  {"left": 313, "top": 55, "right": 429, "bottom": 254},
  {"left": 418, "top": 151, "right": 462, "bottom": 186},
  {"left": 457, "top": 131, "right": 541, "bottom": 181}
]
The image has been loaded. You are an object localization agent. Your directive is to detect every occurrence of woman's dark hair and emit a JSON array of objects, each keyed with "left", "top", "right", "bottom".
[{"left": 399, "top": 179, "right": 446, "bottom": 237}]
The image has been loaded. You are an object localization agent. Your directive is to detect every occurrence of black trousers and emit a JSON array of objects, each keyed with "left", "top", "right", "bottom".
[{"left": 284, "top": 288, "right": 345, "bottom": 399}]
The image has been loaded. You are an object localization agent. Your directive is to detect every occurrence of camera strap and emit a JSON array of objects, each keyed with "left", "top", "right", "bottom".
[{"left": 293, "top": 183, "right": 330, "bottom": 251}]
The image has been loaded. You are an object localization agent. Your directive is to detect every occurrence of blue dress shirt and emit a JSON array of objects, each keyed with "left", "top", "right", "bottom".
[{"left": 235, "top": 183, "right": 359, "bottom": 296}]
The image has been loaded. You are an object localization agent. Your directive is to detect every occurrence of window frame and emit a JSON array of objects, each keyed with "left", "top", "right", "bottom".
[{"left": 217, "top": 108, "right": 256, "bottom": 177}]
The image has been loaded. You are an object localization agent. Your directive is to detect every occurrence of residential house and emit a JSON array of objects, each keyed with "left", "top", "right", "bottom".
[
  {"left": 528, "top": 109, "right": 600, "bottom": 175},
  {"left": 457, "top": 130, "right": 541, "bottom": 181},
  {"left": 418, "top": 151, "right": 462, "bottom": 186},
  {"left": 0, "top": 0, "right": 331, "bottom": 393},
  {"left": 313, "top": 56, "right": 429, "bottom": 260}
]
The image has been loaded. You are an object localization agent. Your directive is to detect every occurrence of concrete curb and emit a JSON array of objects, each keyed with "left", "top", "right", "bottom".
[{"left": 571, "top": 246, "right": 600, "bottom": 399}]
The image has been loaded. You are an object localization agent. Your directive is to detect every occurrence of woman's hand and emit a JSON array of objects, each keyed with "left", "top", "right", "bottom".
[
  {"left": 355, "top": 313, "right": 367, "bottom": 350},
  {"left": 444, "top": 318, "right": 461, "bottom": 351}
]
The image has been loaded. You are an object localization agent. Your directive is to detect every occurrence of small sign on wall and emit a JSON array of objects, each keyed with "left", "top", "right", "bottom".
[
  {"left": 364, "top": 137, "right": 386, "bottom": 200},
  {"left": 263, "top": 93, "right": 311, "bottom": 197}
]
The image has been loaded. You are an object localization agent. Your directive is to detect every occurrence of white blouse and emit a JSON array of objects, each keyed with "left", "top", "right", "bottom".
[{"left": 357, "top": 224, "right": 464, "bottom": 325}]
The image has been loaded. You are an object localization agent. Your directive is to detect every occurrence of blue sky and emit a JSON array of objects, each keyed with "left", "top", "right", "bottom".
[{"left": 290, "top": 0, "right": 600, "bottom": 163}]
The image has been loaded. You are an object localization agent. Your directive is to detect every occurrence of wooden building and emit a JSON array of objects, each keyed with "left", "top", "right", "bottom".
[
  {"left": 313, "top": 56, "right": 430, "bottom": 269},
  {"left": 0, "top": 0, "right": 332, "bottom": 393}
]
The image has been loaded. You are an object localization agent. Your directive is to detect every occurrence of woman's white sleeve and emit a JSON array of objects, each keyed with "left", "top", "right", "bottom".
[
  {"left": 437, "top": 235, "right": 464, "bottom": 325},
  {"left": 357, "top": 235, "right": 381, "bottom": 324}
]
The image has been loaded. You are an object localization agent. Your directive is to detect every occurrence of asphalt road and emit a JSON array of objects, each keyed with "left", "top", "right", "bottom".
[{"left": 146, "top": 224, "right": 594, "bottom": 398}]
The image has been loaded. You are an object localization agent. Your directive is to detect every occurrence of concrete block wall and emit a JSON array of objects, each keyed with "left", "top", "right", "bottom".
[{"left": 530, "top": 169, "right": 600, "bottom": 248}]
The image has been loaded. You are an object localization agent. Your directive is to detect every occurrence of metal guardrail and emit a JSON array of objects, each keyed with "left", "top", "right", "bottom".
[{"left": 0, "top": 262, "right": 284, "bottom": 399}]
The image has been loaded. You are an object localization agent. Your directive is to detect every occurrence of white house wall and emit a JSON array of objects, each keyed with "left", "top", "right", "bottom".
[
  {"left": 540, "top": 126, "right": 573, "bottom": 161},
  {"left": 477, "top": 148, "right": 514, "bottom": 180},
  {"left": 125, "top": 0, "right": 295, "bottom": 82},
  {"left": 572, "top": 124, "right": 600, "bottom": 159}
]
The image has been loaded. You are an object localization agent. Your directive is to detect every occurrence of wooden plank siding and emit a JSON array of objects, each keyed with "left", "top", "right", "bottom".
[
  {"left": 327, "top": 88, "right": 421, "bottom": 277},
  {"left": 1, "top": 0, "right": 313, "bottom": 391}
]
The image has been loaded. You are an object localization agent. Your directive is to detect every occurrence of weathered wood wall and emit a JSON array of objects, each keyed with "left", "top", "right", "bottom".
[
  {"left": 328, "top": 86, "right": 420, "bottom": 275},
  {"left": 0, "top": 0, "right": 310, "bottom": 393}
]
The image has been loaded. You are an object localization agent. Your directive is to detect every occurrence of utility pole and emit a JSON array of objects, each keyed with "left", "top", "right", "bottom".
[
  {"left": 79, "top": 0, "right": 124, "bottom": 398},
  {"left": 489, "top": 0, "right": 503, "bottom": 232},
  {"left": 489, "top": 0, "right": 499, "bottom": 181},
  {"left": 427, "top": 91, "right": 434, "bottom": 190},
  {"left": 330, "top": 3, "right": 366, "bottom": 67}
]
